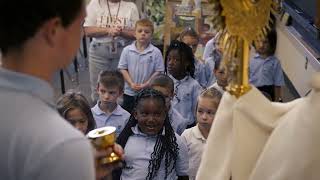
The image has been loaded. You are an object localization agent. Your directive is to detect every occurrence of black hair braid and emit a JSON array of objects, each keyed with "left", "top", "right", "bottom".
[
  {"left": 113, "top": 114, "right": 137, "bottom": 180},
  {"left": 165, "top": 40, "right": 195, "bottom": 78},
  {"left": 146, "top": 114, "right": 178, "bottom": 180},
  {"left": 163, "top": 117, "right": 178, "bottom": 178},
  {"left": 116, "top": 116, "right": 137, "bottom": 147},
  {"left": 116, "top": 88, "right": 179, "bottom": 180},
  {"left": 146, "top": 136, "right": 165, "bottom": 179}
]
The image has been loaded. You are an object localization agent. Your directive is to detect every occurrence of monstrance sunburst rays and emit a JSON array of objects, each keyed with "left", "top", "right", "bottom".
[{"left": 209, "top": 0, "right": 278, "bottom": 97}]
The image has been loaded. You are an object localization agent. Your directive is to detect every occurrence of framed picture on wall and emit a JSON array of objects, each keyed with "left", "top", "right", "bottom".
[
  {"left": 163, "top": 0, "right": 201, "bottom": 55},
  {"left": 175, "top": 15, "right": 197, "bottom": 29}
]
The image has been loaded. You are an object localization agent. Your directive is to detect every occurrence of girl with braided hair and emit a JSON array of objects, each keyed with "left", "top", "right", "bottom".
[
  {"left": 165, "top": 40, "right": 203, "bottom": 128},
  {"left": 115, "top": 88, "right": 189, "bottom": 180}
]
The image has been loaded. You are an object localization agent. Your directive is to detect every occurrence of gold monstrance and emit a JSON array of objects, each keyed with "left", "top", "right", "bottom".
[{"left": 209, "top": 0, "right": 278, "bottom": 97}]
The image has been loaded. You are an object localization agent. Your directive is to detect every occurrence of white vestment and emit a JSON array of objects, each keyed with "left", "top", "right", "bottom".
[{"left": 197, "top": 73, "right": 320, "bottom": 180}]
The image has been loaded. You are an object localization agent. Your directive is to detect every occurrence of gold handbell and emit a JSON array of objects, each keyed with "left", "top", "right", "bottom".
[{"left": 87, "top": 126, "right": 121, "bottom": 164}]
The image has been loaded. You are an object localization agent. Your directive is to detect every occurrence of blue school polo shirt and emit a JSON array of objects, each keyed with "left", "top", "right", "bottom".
[
  {"left": 204, "top": 56, "right": 216, "bottom": 87},
  {"left": 91, "top": 102, "right": 130, "bottom": 136},
  {"left": 169, "top": 75, "right": 203, "bottom": 126},
  {"left": 121, "top": 125, "right": 189, "bottom": 180},
  {"left": 202, "top": 37, "right": 215, "bottom": 60},
  {"left": 118, "top": 42, "right": 164, "bottom": 96},
  {"left": 169, "top": 107, "right": 189, "bottom": 135},
  {"left": 194, "top": 59, "right": 207, "bottom": 88},
  {"left": 249, "top": 54, "right": 285, "bottom": 87}
]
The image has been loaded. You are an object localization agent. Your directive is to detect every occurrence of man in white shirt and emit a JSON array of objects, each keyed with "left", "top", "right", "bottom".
[{"left": 0, "top": 0, "right": 122, "bottom": 179}]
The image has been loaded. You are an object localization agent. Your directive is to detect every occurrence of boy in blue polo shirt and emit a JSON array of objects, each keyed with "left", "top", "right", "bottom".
[
  {"left": 91, "top": 70, "right": 130, "bottom": 136},
  {"left": 249, "top": 28, "right": 284, "bottom": 102},
  {"left": 118, "top": 18, "right": 164, "bottom": 113},
  {"left": 150, "top": 74, "right": 189, "bottom": 135}
]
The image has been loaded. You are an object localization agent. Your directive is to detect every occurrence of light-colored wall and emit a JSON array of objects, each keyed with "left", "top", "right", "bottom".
[{"left": 276, "top": 22, "right": 320, "bottom": 96}]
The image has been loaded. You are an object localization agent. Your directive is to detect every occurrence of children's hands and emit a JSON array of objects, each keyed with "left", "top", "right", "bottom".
[
  {"left": 130, "top": 82, "right": 150, "bottom": 91},
  {"left": 140, "top": 82, "right": 149, "bottom": 89},
  {"left": 130, "top": 81, "right": 150, "bottom": 91},
  {"left": 94, "top": 144, "right": 124, "bottom": 180},
  {"left": 130, "top": 83, "right": 142, "bottom": 91}
]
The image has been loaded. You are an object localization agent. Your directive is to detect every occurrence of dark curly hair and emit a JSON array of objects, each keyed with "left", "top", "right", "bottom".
[
  {"left": 116, "top": 88, "right": 179, "bottom": 180},
  {"left": 165, "top": 40, "right": 196, "bottom": 78}
]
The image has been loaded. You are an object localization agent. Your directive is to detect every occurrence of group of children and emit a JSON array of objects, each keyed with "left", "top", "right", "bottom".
[
  {"left": 57, "top": 77, "right": 222, "bottom": 180},
  {"left": 55, "top": 15, "right": 284, "bottom": 179}
]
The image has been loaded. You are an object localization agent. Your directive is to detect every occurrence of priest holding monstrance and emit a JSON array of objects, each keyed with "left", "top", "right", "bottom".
[{"left": 196, "top": 0, "right": 320, "bottom": 180}]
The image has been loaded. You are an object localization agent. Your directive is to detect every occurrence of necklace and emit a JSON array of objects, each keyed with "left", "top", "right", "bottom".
[
  {"left": 106, "top": 0, "right": 121, "bottom": 52},
  {"left": 106, "top": 0, "right": 121, "bottom": 22}
]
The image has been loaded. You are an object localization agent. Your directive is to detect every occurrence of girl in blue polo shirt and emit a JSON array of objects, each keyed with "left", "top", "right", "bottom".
[
  {"left": 165, "top": 40, "right": 203, "bottom": 128},
  {"left": 249, "top": 28, "right": 285, "bottom": 102},
  {"left": 115, "top": 88, "right": 189, "bottom": 180}
]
